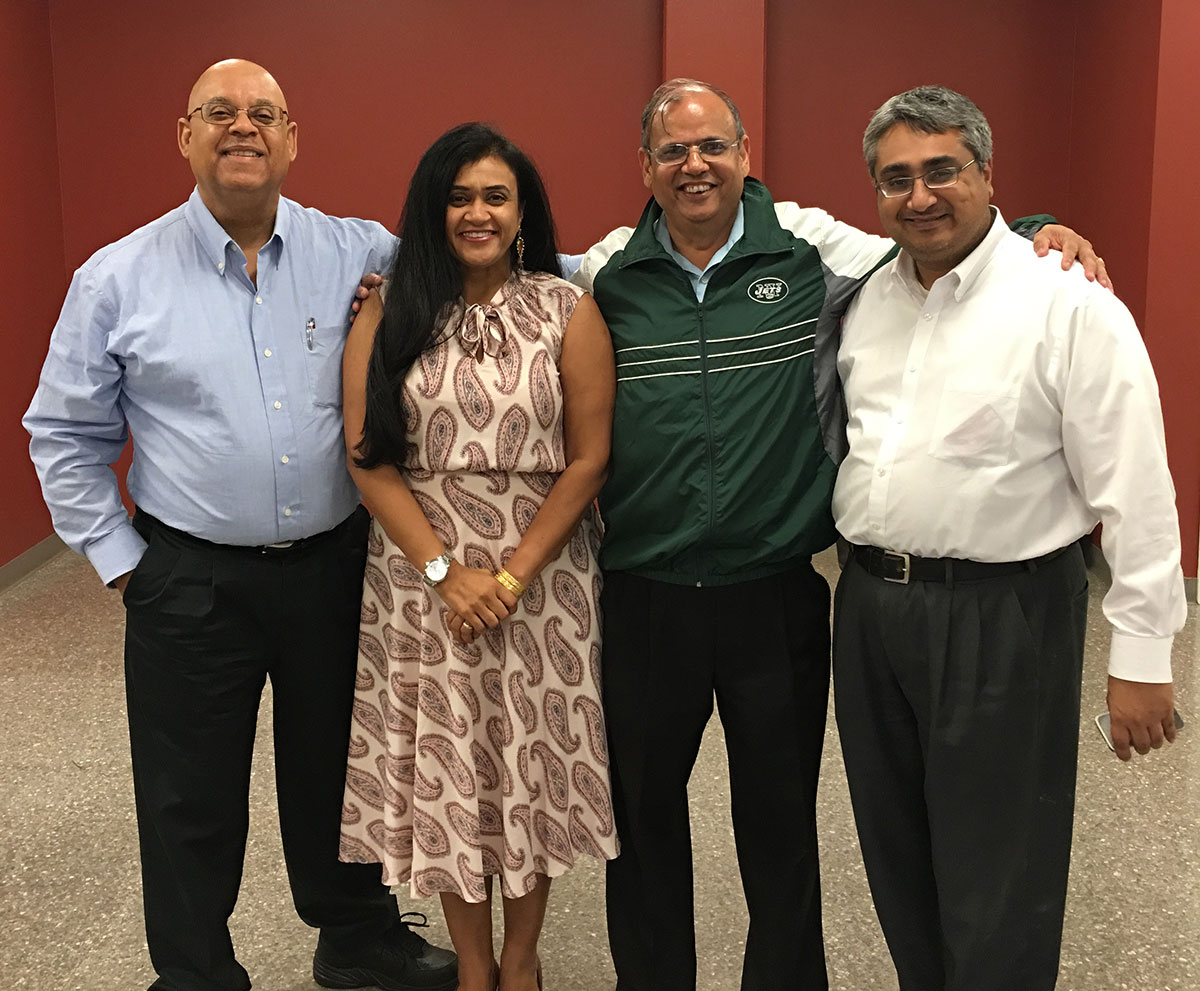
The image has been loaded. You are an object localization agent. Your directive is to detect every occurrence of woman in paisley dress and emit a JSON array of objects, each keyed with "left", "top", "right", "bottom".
[{"left": 338, "top": 123, "right": 618, "bottom": 991}]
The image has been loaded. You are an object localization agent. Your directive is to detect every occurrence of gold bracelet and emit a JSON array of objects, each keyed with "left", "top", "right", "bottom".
[{"left": 493, "top": 568, "right": 526, "bottom": 598}]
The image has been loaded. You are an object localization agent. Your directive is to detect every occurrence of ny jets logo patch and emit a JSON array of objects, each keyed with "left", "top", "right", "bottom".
[{"left": 747, "top": 277, "right": 789, "bottom": 303}]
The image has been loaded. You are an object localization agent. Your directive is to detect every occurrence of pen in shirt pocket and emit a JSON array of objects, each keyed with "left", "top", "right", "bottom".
[{"left": 305, "top": 317, "right": 315, "bottom": 350}]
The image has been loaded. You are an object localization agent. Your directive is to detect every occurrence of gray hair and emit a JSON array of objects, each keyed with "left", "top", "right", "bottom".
[
  {"left": 640, "top": 78, "right": 746, "bottom": 149},
  {"left": 862, "top": 85, "right": 992, "bottom": 174}
]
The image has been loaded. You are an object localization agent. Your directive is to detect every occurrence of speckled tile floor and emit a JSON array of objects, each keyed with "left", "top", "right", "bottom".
[{"left": 1, "top": 549, "right": 1196, "bottom": 991}]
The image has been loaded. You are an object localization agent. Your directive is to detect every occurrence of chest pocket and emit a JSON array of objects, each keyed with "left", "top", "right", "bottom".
[
  {"left": 302, "top": 311, "right": 350, "bottom": 408},
  {"left": 927, "top": 385, "right": 1018, "bottom": 467}
]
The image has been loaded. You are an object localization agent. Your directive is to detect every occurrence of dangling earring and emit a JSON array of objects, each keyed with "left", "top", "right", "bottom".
[{"left": 515, "top": 229, "right": 525, "bottom": 271}]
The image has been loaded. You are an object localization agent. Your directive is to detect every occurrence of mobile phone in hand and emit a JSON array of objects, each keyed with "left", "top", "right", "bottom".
[{"left": 1095, "top": 710, "right": 1185, "bottom": 752}]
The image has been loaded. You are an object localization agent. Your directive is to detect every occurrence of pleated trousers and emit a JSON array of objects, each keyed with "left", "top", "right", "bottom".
[{"left": 833, "top": 544, "right": 1088, "bottom": 991}]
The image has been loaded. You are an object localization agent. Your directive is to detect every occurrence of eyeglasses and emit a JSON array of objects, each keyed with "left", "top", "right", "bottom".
[
  {"left": 875, "top": 160, "right": 976, "bottom": 198},
  {"left": 186, "top": 101, "right": 289, "bottom": 128},
  {"left": 647, "top": 138, "right": 738, "bottom": 166}
]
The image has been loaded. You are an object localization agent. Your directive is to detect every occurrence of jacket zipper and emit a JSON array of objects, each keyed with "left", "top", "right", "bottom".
[{"left": 696, "top": 290, "right": 714, "bottom": 588}]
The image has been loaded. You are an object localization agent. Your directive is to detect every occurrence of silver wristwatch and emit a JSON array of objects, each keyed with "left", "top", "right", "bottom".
[{"left": 421, "top": 551, "right": 454, "bottom": 587}]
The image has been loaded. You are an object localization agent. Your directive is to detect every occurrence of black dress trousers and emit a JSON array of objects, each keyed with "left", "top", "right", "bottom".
[
  {"left": 833, "top": 545, "right": 1088, "bottom": 991},
  {"left": 123, "top": 508, "right": 398, "bottom": 991},
  {"left": 601, "top": 564, "right": 832, "bottom": 991}
]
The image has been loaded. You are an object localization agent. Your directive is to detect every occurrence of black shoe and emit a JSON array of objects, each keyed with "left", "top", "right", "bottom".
[{"left": 313, "top": 913, "right": 458, "bottom": 991}]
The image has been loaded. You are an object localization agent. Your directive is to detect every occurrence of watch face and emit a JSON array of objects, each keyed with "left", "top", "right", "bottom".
[{"left": 425, "top": 555, "right": 450, "bottom": 584}]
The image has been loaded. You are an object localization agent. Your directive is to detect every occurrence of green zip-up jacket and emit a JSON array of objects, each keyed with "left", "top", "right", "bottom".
[{"left": 574, "top": 179, "right": 895, "bottom": 586}]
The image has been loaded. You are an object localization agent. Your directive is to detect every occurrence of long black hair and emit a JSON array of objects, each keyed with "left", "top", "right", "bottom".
[{"left": 355, "top": 122, "right": 563, "bottom": 469}]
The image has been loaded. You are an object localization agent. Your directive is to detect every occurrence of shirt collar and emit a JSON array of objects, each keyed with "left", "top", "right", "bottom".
[
  {"left": 892, "top": 205, "right": 1006, "bottom": 301},
  {"left": 184, "top": 188, "right": 289, "bottom": 277},
  {"left": 653, "top": 201, "right": 745, "bottom": 276}
]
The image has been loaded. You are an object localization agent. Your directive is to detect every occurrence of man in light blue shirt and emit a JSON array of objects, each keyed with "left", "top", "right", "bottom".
[{"left": 24, "top": 59, "right": 456, "bottom": 991}]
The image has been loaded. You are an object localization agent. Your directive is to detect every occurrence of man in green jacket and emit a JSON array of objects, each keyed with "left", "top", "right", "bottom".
[{"left": 572, "top": 78, "right": 1101, "bottom": 991}]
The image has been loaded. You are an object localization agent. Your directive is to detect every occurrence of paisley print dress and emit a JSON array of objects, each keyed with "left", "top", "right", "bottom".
[{"left": 339, "top": 271, "right": 618, "bottom": 901}]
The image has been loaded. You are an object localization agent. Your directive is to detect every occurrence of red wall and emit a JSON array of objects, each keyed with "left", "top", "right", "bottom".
[
  {"left": 762, "top": 0, "right": 1078, "bottom": 233},
  {"left": 1067, "top": 5, "right": 1161, "bottom": 329},
  {"left": 1145, "top": 0, "right": 1200, "bottom": 576},
  {"left": 1, "top": 0, "right": 66, "bottom": 566},
  {"left": 47, "top": 0, "right": 661, "bottom": 274},
  {"left": 663, "top": 0, "right": 766, "bottom": 163}
]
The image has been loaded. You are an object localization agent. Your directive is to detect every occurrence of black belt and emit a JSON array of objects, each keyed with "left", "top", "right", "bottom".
[
  {"left": 133, "top": 506, "right": 364, "bottom": 556},
  {"left": 851, "top": 543, "right": 1070, "bottom": 585}
]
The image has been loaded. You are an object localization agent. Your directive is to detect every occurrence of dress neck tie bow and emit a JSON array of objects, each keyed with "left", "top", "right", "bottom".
[{"left": 456, "top": 302, "right": 508, "bottom": 360}]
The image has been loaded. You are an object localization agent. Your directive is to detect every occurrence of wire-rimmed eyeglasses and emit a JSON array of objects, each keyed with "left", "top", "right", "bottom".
[
  {"left": 875, "top": 160, "right": 977, "bottom": 198},
  {"left": 186, "top": 101, "right": 289, "bottom": 128},
  {"left": 646, "top": 138, "right": 738, "bottom": 166}
]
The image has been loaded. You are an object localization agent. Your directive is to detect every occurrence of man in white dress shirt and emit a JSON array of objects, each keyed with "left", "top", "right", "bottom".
[{"left": 831, "top": 85, "right": 1185, "bottom": 991}]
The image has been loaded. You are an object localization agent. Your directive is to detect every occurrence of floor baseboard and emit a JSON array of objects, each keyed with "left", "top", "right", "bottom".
[{"left": 0, "top": 534, "right": 67, "bottom": 592}]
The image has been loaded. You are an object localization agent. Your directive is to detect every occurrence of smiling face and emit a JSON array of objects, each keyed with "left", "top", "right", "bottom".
[
  {"left": 639, "top": 87, "right": 750, "bottom": 243},
  {"left": 445, "top": 155, "right": 522, "bottom": 286},
  {"left": 873, "top": 123, "right": 994, "bottom": 287},
  {"left": 177, "top": 59, "right": 297, "bottom": 212}
]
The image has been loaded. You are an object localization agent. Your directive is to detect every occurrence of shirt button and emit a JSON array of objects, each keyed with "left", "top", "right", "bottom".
[
  {"left": 877, "top": 468, "right": 887, "bottom": 477},
  {"left": 263, "top": 348, "right": 272, "bottom": 357},
  {"left": 281, "top": 455, "right": 289, "bottom": 464},
  {"left": 273, "top": 401, "right": 282, "bottom": 410},
  {"left": 217, "top": 262, "right": 225, "bottom": 272},
  {"left": 923, "top": 313, "right": 932, "bottom": 321},
  {"left": 871, "top": 523, "right": 881, "bottom": 531},
  {"left": 255, "top": 297, "right": 263, "bottom": 305},
  {"left": 284, "top": 507, "right": 292, "bottom": 517}
]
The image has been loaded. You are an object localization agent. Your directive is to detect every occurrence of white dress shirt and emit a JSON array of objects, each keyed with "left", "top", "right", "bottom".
[{"left": 833, "top": 208, "right": 1185, "bottom": 682}]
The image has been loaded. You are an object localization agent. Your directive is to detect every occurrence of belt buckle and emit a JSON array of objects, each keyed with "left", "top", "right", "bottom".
[{"left": 882, "top": 550, "right": 911, "bottom": 584}]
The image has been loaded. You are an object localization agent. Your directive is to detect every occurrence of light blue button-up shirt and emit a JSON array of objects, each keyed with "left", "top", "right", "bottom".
[
  {"left": 654, "top": 202, "right": 745, "bottom": 302},
  {"left": 24, "top": 189, "right": 397, "bottom": 584}
]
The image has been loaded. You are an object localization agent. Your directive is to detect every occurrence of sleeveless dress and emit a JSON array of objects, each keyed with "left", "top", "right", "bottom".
[{"left": 339, "top": 271, "right": 618, "bottom": 901}]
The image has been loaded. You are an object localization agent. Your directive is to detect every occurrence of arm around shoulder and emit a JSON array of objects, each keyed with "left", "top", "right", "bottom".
[
  {"left": 773, "top": 202, "right": 895, "bottom": 277},
  {"left": 572, "top": 228, "right": 636, "bottom": 293}
]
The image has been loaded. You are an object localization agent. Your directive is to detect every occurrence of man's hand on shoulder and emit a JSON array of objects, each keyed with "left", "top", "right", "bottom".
[
  {"left": 350, "top": 272, "right": 384, "bottom": 321},
  {"left": 1106, "top": 676, "right": 1177, "bottom": 761},
  {"left": 1033, "top": 224, "right": 1112, "bottom": 290}
]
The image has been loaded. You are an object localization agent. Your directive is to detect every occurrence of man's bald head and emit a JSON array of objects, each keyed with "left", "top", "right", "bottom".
[
  {"left": 186, "top": 59, "right": 287, "bottom": 115},
  {"left": 178, "top": 58, "right": 298, "bottom": 224}
]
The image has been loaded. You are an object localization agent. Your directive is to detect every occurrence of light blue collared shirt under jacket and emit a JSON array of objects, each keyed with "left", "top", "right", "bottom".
[
  {"left": 24, "top": 189, "right": 397, "bottom": 585},
  {"left": 654, "top": 202, "right": 745, "bottom": 302}
]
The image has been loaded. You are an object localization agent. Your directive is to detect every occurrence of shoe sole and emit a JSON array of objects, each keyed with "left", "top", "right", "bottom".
[{"left": 312, "top": 958, "right": 458, "bottom": 991}]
